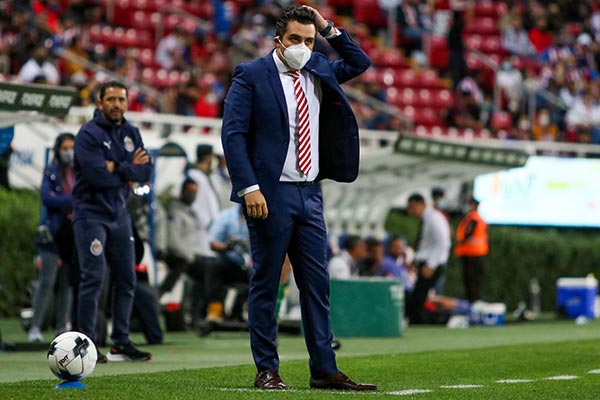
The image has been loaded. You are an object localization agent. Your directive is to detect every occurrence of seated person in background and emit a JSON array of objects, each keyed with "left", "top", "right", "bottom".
[
  {"left": 501, "top": 14, "right": 537, "bottom": 58},
  {"left": 380, "top": 236, "right": 416, "bottom": 294},
  {"left": 205, "top": 204, "right": 251, "bottom": 322},
  {"left": 447, "top": 91, "right": 485, "bottom": 130},
  {"left": 361, "top": 237, "right": 384, "bottom": 276},
  {"left": 531, "top": 108, "right": 559, "bottom": 142},
  {"left": 328, "top": 235, "right": 366, "bottom": 279},
  {"left": 161, "top": 179, "right": 206, "bottom": 302}
]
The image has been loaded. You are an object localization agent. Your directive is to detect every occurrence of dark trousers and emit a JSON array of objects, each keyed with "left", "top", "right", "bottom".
[
  {"left": 408, "top": 262, "right": 445, "bottom": 324},
  {"left": 132, "top": 279, "right": 164, "bottom": 344},
  {"left": 461, "top": 256, "right": 484, "bottom": 303},
  {"left": 160, "top": 254, "right": 209, "bottom": 323},
  {"left": 246, "top": 183, "right": 337, "bottom": 378},
  {"left": 73, "top": 215, "right": 136, "bottom": 345},
  {"left": 205, "top": 256, "right": 250, "bottom": 319}
]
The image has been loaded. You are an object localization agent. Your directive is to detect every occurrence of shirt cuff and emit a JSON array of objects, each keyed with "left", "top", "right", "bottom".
[
  {"left": 237, "top": 184, "right": 260, "bottom": 198},
  {"left": 325, "top": 27, "right": 342, "bottom": 39}
]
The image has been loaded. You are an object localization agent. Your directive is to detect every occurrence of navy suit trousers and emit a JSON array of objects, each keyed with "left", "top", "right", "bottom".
[
  {"left": 246, "top": 182, "right": 337, "bottom": 378},
  {"left": 73, "top": 214, "right": 136, "bottom": 345}
]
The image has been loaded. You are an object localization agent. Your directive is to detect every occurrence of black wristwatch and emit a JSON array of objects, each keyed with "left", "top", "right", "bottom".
[{"left": 319, "top": 20, "right": 334, "bottom": 37}]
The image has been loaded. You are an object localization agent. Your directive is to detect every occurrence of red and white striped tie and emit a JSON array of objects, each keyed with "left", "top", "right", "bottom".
[{"left": 289, "top": 70, "right": 311, "bottom": 176}]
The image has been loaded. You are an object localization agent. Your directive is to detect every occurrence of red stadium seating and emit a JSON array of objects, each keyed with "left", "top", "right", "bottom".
[
  {"left": 473, "top": 2, "right": 507, "bottom": 18},
  {"left": 426, "top": 35, "right": 449, "bottom": 69},
  {"left": 464, "top": 18, "right": 500, "bottom": 36},
  {"left": 353, "top": 0, "right": 387, "bottom": 28}
]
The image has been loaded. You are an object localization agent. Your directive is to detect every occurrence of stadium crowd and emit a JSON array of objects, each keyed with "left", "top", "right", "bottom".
[{"left": 2, "top": 0, "right": 600, "bottom": 143}]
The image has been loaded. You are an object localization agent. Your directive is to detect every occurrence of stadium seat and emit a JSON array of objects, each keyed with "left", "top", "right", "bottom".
[
  {"left": 474, "top": 2, "right": 507, "bottom": 18},
  {"left": 491, "top": 111, "right": 512, "bottom": 130},
  {"left": 385, "top": 87, "right": 400, "bottom": 105},
  {"left": 406, "top": 107, "right": 444, "bottom": 127},
  {"left": 431, "top": 89, "right": 454, "bottom": 109},
  {"left": 465, "top": 34, "right": 483, "bottom": 51},
  {"left": 464, "top": 18, "right": 500, "bottom": 36},
  {"left": 415, "top": 89, "right": 432, "bottom": 107},
  {"left": 370, "top": 48, "right": 407, "bottom": 69},
  {"left": 398, "top": 88, "right": 416, "bottom": 107},
  {"left": 397, "top": 69, "right": 419, "bottom": 88},
  {"left": 426, "top": 35, "right": 449, "bottom": 69},
  {"left": 353, "top": 0, "right": 387, "bottom": 28},
  {"left": 420, "top": 70, "right": 442, "bottom": 88}
]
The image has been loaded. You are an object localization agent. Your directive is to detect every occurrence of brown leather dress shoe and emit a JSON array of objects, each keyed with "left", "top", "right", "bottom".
[
  {"left": 310, "top": 371, "right": 378, "bottom": 391},
  {"left": 254, "top": 370, "right": 287, "bottom": 390}
]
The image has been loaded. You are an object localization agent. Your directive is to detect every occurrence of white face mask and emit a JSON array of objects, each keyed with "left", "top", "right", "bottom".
[{"left": 277, "top": 37, "right": 312, "bottom": 71}]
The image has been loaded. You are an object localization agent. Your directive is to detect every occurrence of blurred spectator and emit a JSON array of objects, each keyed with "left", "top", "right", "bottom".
[
  {"left": 155, "top": 27, "right": 186, "bottom": 71},
  {"left": 205, "top": 204, "right": 251, "bottom": 322},
  {"left": 406, "top": 193, "right": 451, "bottom": 325},
  {"left": 362, "top": 237, "right": 385, "bottom": 277},
  {"left": 566, "top": 86, "right": 600, "bottom": 143},
  {"left": 496, "top": 58, "right": 524, "bottom": 113},
  {"left": 194, "top": 75, "right": 220, "bottom": 118},
  {"left": 447, "top": 90, "right": 484, "bottom": 130},
  {"left": 328, "top": 235, "right": 366, "bottom": 279},
  {"left": 380, "top": 236, "right": 415, "bottom": 294},
  {"left": 456, "top": 71, "right": 484, "bottom": 104},
  {"left": 532, "top": 108, "right": 559, "bottom": 141},
  {"left": 431, "top": 187, "right": 449, "bottom": 221},
  {"left": 29, "top": 132, "right": 75, "bottom": 342},
  {"left": 454, "top": 197, "right": 488, "bottom": 303},
  {"left": 528, "top": 15, "right": 553, "bottom": 54},
  {"left": 160, "top": 178, "right": 206, "bottom": 302},
  {"left": 17, "top": 45, "right": 60, "bottom": 84},
  {"left": 0, "top": 144, "right": 11, "bottom": 190},
  {"left": 62, "top": 36, "right": 88, "bottom": 80},
  {"left": 502, "top": 14, "right": 537, "bottom": 58},
  {"left": 447, "top": 10, "right": 467, "bottom": 89},
  {"left": 396, "top": 0, "right": 429, "bottom": 52},
  {"left": 574, "top": 33, "right": 599, "bottom": 80}
]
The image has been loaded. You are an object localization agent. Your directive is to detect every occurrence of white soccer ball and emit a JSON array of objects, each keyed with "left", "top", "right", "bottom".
[{"left": 47, "top": 331, "right": 97, "bottom": 381}]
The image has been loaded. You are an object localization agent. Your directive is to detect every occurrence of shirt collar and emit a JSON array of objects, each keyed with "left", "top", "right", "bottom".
[{"left": 272, "top": 49, "right": 294, "bottom": 75}]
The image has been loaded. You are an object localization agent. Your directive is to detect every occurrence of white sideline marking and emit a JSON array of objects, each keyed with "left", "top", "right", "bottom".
[
  {"left": 588, "top": 369, "right": 600, "bottom": 374},
  {"left": 496, "top": 379, "right": 535, "bottom": 383},
  {"left": 545, "top": 375, "right": 578, "bottom": 381},
  {"left": 388, "top": 389, "right": 433, "bottom": 395},
  {"left": 440, "top": 384, "right": 483, "bottom": 389}
]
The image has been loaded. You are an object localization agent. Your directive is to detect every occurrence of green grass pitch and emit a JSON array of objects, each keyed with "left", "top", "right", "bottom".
[{"left": 0, "top": 317, "right": 599, "bottom": 399}]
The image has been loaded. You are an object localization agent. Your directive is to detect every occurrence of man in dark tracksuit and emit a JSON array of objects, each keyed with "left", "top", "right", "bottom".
[{"left": 73, "top": 81, "right": 153, "bottom": 362}]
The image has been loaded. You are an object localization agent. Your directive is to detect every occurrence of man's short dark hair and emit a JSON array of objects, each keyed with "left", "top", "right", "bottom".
[
  {"left": 196, "top": 144, "right": 214, "bottom": 163},
  {"left": 342, "top": 235, "right": 362, "bottom": 251},
  {"left": 98, "top": 81, "right": 128, "bottom": 101},
  {"left": 275, "top": 5, "right": 317, "bottom": 38},
  {"left": 408, "top": 193, "right": 425, "bottom": 204},
  {"left": 180, "top": 177, "right": 197, "bottom": 194}
]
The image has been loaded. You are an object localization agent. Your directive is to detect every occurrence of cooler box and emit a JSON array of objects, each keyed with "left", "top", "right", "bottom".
[
  {"left": 470, "top": 301, "right": 506, "bottom": 326},
  {"left": 330, "top": 278, "right": 404, "bottom": 337},
  {"left": 556, "top": 277, "right": 598, "bottom": 318}
]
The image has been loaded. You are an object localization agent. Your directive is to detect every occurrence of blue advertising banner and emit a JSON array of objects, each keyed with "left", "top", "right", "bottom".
[{"left": 0, "top": 126, "right": 14, "bottom": 155}]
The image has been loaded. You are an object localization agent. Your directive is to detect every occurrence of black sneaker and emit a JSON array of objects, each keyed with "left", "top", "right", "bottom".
[
  {"left": 107, "top": 342, "right": 151, "bottom": 362},
  {"left": 96, "top": 350, "right": 108, "bottom": 364}
]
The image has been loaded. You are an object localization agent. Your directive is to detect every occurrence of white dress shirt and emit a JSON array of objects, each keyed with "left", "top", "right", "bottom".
[
  {"left": 188, "top": 168, "right": 221, "bottom": 256},
  {"left": 415, "top": 207, "right": 451, "bottom": 269},
  {"left": 236, "top": 50, "right": 322, "bottom": 198},
  {"left": 272, "top": 50, "right": 321, "bottom": 183}
]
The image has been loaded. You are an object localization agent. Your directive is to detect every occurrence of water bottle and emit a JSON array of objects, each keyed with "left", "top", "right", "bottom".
[{"left": 529, "top": 278, "right": 541, "bottom": 315}]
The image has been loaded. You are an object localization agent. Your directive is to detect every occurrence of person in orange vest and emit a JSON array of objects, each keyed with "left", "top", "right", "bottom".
[{"left": 454, "top": 197, "right": 489, "bottom": 302}]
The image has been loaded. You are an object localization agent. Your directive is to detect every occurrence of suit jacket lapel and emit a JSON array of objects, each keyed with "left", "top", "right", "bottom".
[{"left": 264, "top": 55, "right": 289, "bottom": 124}]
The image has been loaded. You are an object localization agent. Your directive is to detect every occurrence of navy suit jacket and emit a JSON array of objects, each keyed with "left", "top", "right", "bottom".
[{"left": 221, "top": 30, "right": 371, "bottom": 204}]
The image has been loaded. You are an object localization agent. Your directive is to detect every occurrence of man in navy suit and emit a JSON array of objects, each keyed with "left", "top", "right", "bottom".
[{"left": 221, "top": 5, "right": 376, "bottom": 391}]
